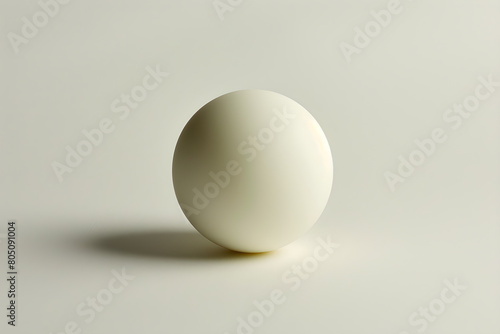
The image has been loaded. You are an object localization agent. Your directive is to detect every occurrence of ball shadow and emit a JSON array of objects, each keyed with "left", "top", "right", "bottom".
[{"left": 84, "top": 228, "right": 271, "bottom": 261}]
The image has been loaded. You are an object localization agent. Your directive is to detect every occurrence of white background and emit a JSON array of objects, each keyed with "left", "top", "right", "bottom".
[{"left": 1, "top": 0, "right": 499, "bottom": 333}]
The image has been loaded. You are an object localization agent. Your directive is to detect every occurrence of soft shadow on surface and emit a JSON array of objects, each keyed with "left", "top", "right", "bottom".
[{"left": 84, "top": 229, "right": 273, "bottom": 261}]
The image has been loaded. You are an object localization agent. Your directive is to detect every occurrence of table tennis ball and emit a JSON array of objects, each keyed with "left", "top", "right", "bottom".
[{"left": 172, "top": 89, "right": 333, "bottom": 253}]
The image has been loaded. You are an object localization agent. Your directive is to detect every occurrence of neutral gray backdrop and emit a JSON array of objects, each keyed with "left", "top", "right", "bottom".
[{"left": 1, "top": 0, "right": 499, "bottom": 333}]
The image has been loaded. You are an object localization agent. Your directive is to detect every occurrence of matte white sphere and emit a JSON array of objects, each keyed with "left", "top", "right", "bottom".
[{"left": 172, "top": 90, "right": 333, "bottom": 253}]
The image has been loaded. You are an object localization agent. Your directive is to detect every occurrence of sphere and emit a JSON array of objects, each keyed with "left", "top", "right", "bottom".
[{"left": 172, "top": 89, "right": 333, "bottom": 253}]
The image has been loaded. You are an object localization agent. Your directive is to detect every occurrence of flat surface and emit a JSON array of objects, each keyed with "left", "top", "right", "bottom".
[{"left": 1, "top": 0, "right": 500, "bottom": 333}]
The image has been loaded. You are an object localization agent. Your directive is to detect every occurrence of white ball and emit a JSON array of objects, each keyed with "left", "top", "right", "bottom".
[{"left": 172, "top": 90, "right": 333, "bottom": 253}]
